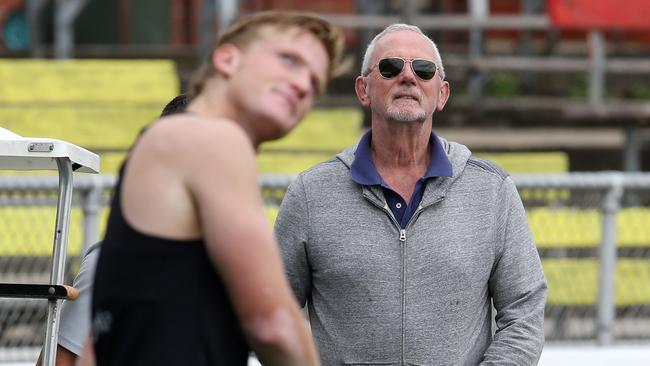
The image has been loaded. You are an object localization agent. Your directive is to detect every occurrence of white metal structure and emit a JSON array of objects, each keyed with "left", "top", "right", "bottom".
[{"left": 0, "top": 127, "right": 99, "bottom": 366}]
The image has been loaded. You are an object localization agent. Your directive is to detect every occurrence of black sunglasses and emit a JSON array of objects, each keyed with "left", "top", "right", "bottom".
[{"left": 369, "top": 57, "right": 437, "bottom": 81}]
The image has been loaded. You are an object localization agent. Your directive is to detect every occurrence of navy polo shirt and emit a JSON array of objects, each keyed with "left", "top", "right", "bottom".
[{"left": 350, "top": 130, "right": 453, "bottom": 229}]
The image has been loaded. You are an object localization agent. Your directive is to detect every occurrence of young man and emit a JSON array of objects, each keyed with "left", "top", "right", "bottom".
[
  {"left": 92, "top": 12, "right": 344, "bottom": 366},
  {"left": 276, "top": 24, "right": 547, "bottom": 365},
  {"left": 35, "top": 95, "right": 190, "bottom": 366}
]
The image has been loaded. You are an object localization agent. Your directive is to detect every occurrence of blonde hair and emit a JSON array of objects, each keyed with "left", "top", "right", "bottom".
[{"left": 189, "top": 11, "right": 345, "bottom": 98}]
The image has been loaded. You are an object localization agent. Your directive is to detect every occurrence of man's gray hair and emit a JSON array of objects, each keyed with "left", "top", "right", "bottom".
[{"left": 360, "top": 24, "right": 446, "bottom": 80}]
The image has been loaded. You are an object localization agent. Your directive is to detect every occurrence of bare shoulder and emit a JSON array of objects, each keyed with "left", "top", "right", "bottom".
[
  {"left": 133, "top": 115, "right": 256, "bottom": 172},
  {"left": 118, "top": 114, "right": 258, "bottom": 238},
  {"left": 143, "top": 115, "right": 253, "bottom": 154}
]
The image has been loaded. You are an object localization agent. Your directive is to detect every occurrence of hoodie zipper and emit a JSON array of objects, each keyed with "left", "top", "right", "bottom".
[
  {"left": 398, "top": 203, "right": 441, "bottom": 365},
  {"left": 362, "top": 193, "right": 406, "bottom": 364},
  {"left": 400, "top": 228, "right": 406, "bottom": 365},
  {"left": 363, "top": 191, "right": 442, "bottom": 366}
]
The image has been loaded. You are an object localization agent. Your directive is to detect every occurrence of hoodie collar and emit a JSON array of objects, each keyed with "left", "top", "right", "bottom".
[{"left": 350, "top": 129, "right": 453, "bottom": 186}]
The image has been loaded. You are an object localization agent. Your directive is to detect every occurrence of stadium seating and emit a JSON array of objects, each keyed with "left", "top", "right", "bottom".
[{"left": 0, "top": 59, "right": 179, "bottom": 173}]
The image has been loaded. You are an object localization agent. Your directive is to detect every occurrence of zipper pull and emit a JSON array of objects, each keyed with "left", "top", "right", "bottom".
[{"left": 399, "top": 229, "right": 406, "bottom": 242}]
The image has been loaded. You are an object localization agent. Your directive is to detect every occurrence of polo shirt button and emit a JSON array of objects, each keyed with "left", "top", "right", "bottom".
[{"left": 396, "top": 203, "right": 402, "bottom": 209}]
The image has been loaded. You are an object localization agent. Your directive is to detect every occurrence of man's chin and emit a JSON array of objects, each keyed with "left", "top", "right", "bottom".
[
  {"left": 386, "top": 110, "right": 426, "bottom": 123},
  {"left": 264, "top": 117, "right": 298, "bottom": 140}
]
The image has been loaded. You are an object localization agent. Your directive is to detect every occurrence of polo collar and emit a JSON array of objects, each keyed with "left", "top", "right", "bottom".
[{"left": 350, "top": 129, "right": 453, "bottom": 186}]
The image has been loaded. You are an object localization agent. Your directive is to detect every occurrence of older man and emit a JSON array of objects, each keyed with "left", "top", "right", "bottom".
[{"left": 277, "top": 24, "right": 547, "bottom": 365}]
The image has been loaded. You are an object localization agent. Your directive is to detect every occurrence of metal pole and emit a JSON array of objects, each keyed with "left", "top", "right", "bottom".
[
  {"left": 198, "top": 0, "right": 238, "bottom": 61},
  {"left": 589, "top": 30, "right": 606, "bottom": 107},
  {"left": 42, "top": 157, "right": 74, "bottom": 366},
  {"left": 402, "top": 0, "right": 417, "bottom": 24},
  {"left": 517, "top": 0, "right": 543, "bottom": 92},
  {"left": 623, "top": 126, "right": 640, "bottom": 172},
  {"left": 356, "top": 0, "right": 386, "bottom": 128},
  {"left": 215, "top": 0, "right": 238, "bottom": 35},
  {"left": 468, "top": 0, "right": 488, "bottom": 101},
  {"left": 54, "top": 0, "right": 88, "bottom": 59},
  {"left": 81, "top": 176, "right": 104, "bottom": 254},
  {"left": 517, "top": 0, "right": 537, "bottom": 54},
  {"left": 26, "top": 0, "right": 49, "bottom": 58},
  {"left": 198, "top": 0, "right": 215, "bottom": 61},
  {"left": 598, "top": 176, "right": 622, "bottom": 346}
]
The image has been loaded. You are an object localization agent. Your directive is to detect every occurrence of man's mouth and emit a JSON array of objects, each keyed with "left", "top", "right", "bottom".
[
  {"left": 394, "top": 93, "right": 419, "bottom": 102},
  {"left": 275, "top": 90, "right": 298, "bottom": 115}
]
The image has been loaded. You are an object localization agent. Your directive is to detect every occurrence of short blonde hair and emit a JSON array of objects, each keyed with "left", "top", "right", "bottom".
[{"left": 189, "top": 11, "right": 345, "bottom": 98}]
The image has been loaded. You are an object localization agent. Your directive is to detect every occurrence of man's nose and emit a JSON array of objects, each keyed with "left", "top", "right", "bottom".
[
  {"left": 396, "top": 62, "right": 417, "bottom": 84},
  {"left": 290, "top": 70, "right": 311, "bottom": 99}
]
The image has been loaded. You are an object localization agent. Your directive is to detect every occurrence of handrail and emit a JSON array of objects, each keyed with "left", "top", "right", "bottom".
[{"left": 321, "top": 14, "right": 550, "bottom": 30}]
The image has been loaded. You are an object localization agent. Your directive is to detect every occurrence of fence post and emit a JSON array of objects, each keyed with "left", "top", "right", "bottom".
[
  {"left": 81, "top": 176, "right": 104, "bottom": 255},
  {"left": 588, "top": 30, "right": 606, "bottom": 107},
  {"left": 598, "top": 174, "right": 623, "bottom": 345},
  {"left": 26, "top": 0, "right": 49, "bottom": 58},
  {"left": 54, "top": 0, "right": 88, "bottom": 59},
  {"left": 402, "top": 0, "right": 417, "bottom": 24},
  {"left": 467, "top": 0, "right": 487, "bottom": 101}
]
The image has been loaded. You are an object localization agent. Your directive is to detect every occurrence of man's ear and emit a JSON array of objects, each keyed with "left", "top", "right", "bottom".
[
  {"left": 436, "top": 81, "right": 450, "bottom": 111},
  {"left": 212, "top": 43, "right": 240, "bottom": 78},
  {"left": 355, "top": 76, "right": 370, "bottom": 108}
]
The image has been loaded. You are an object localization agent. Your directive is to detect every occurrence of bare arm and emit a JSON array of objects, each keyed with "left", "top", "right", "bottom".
[
  {"left": 76, "top": 335, "right": 96, "bottom": 366},
  {"left": 183, "top": 122, "right": 319, "bottom": 365},
  {"left": 35, "top": 345, "right": 76, "bottom": 366},
  {"left": 35, "top": 245, "right": 101, "bottom": 366}
]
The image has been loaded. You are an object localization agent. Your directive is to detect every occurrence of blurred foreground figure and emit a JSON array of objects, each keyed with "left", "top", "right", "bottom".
[
  {"left": 276, "top": 24, "right": 547, "bottom": 365},
  {"left": 92, "top": 11, "right": 344, "bottom": 366},
  {"left": 35, "top": 95, "right": 190, "bottom": 366}
]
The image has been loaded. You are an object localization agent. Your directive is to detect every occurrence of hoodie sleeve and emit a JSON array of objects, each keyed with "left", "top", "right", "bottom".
[
  {"left": 274, "top": 174, "right": 312, "bottom": 307},
  {"left": 481, "top": 176, "right": 547, "bottom": 365}
]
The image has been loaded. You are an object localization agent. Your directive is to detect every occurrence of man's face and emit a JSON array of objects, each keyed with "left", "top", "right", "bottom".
[
  {"left": 228, "top": 27, "right": 329, "bottom": 142},
  {"left": 356, "top": 30, "right": 449, "bottom": 124}
]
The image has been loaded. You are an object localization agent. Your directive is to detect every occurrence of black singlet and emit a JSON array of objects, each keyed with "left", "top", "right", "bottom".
[{"left": 92, "top": 165, "right": 249, "bottom": 365}]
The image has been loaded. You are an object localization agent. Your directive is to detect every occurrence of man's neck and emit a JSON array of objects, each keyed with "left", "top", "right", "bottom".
[
  {"left": 370, "top": 121, "right": 432, "bottom": 202},
  {"left": 370, "top": 121, "right": 431, "bottom": 170},
  {"left": 187, "top": 85, "right": 261, "bottom": 149}
]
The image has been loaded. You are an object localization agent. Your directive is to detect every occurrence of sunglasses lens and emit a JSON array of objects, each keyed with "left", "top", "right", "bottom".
[
  {"left": 412, "top": 59, "right": 436, "bottom": 80},
  {"left": 376, "top": 58, "right": 437, "bottom": 80},
  {"left": 378, "top": 58, "right": 405, "bottom": 78}
]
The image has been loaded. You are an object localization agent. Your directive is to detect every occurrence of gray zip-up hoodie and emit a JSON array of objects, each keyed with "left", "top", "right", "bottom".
[{"left": 276, "top": 138, "right": 547, "bottom": 366}]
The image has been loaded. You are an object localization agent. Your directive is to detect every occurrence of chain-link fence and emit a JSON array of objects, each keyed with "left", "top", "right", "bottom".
[
  {"left": 515, "top": 173, "right": 650, "bottom": 345},
  {"left": 0, "top": 174, "right": 114, "bottom": 362},
  {"left": 1, "top": 173, "right": 650, "bottom": 361}
]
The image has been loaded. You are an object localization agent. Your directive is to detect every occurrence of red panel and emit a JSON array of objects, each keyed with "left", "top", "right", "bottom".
[
  {"left": 548, "top": 0, "right": 650, "bottom": 30},
  {"left": 0, "top": 0, "right": 24, "bottom": 23}
]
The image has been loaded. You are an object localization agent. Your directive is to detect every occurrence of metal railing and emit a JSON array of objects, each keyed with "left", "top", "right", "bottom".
[{"left": 1, "top": 172, "right": 650, "bottom": 361}]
